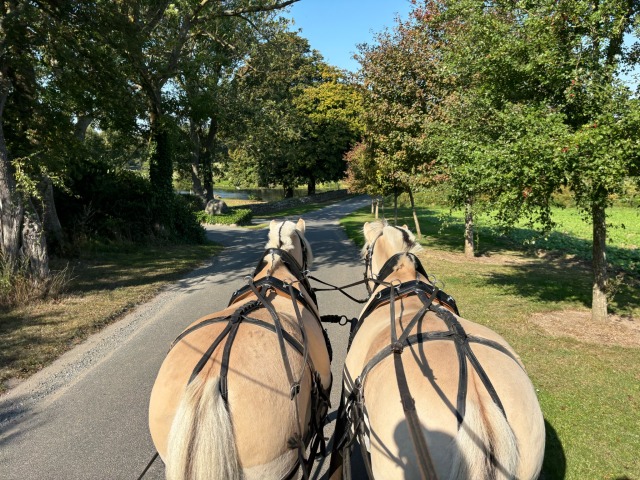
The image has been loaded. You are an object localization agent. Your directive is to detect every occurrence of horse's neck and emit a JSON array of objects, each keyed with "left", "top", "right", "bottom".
[
  {"left": 359, "top": 255, "right": 421, "bottom": 317},
  {"left": 254, "top": 260, "right": 292, "bottom": 283}
]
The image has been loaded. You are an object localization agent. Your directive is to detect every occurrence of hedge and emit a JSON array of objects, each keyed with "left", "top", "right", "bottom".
[{"left": 196, "top": 208, "right": 253, "bottom": 226}]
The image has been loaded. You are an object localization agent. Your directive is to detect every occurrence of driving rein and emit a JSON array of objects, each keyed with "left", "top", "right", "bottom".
[
  {"left": 336, "top": 250, "right": 524, "bottom": 480},
  {"left": 167, "top": 243, "right": 332, "bottom": 480}
]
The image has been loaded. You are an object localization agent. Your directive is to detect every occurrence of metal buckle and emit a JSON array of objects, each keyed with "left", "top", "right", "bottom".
[{"left": 290, "top": 383, "right": 300, "bottom": 400}]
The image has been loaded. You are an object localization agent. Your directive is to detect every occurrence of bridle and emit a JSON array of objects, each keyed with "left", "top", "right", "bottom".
[{"left": 363, "top": 225, "right": 419, "bottom": 296}]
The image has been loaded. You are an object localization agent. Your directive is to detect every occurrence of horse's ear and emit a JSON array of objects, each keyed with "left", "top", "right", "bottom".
[
  {"left": 402, "top": 224, "right": 409, "bottom": 230},
  {"left": 270, "top": 220, "right": 277, "bottom": 228},
  {"left": 296, "top": 218, "right": 306, "bottom": 233},
  {"left": 363, "top": 222, "right": 376, "bottom": 242}
]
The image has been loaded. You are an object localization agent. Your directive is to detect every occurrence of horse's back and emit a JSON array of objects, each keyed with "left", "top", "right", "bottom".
[
  {"left": 347, "top": 307, "right": 544, "bottom": 479},
  {"left": 149, "top": 298, "right": 328, "bottom": 471}
]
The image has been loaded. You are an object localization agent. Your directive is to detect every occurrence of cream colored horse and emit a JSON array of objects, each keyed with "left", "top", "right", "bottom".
[
  {"left": 149, "top": 219, "right": 332, "bottom": 480},
  {"left": 335, "top": 220, "right": 544, "bottom": 480}
]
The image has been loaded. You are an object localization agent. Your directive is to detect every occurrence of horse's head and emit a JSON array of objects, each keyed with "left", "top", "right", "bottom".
[
  {"left": 265, "top": 218, "right": 313, "bottom": 274},
  {"left": 362, "top": 220, "right": 422, "bottom": 289}
]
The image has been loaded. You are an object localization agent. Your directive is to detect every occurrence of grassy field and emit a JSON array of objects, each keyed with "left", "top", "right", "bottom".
[{"left": 341, "top": 202, "right": 639, "bottom": 480}]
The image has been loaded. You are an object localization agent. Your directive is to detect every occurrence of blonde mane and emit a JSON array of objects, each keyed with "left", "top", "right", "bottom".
[
  {"left": 361, "top": 219, "right": 422, "bottom": 258},
  {"left": 266, "top": 220, "right": 313, "bottom": 268}
]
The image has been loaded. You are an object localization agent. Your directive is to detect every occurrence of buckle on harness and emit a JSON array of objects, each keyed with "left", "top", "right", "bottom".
[
  {"left": 290, "top": 383, "right": 301, "bottom": 400},
  {"left": 392, "top": 341, "right": 404, "bottom": 354}
]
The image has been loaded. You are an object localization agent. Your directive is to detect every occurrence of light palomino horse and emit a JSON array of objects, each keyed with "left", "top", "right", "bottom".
[
  {"left": 149, "top": 219, "right": 332, "bottom": 480},
  {"left": 332, "top": 220, "right": 544, "bottom": 480}
]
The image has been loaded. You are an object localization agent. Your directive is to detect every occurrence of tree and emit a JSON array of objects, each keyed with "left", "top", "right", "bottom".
[
  {"left": 440, "top": 0, "right": 640, "bottom": 321},
  {"left": 356, "top": 0, "right": 639, "bottom": 321},
  {"left": 294, "top": 64, "right": 363, "bottom": 194},
  {"left": 231, "top": 30, "right": 321, "bottom": 197},
  {"left": 353, "top": 6, "right": 449, "bottom": 234},
  {"left": 1, "top": 0, "right": 54, "bottom": 284},
  {"left": 419, "top": 0, "right": 640, "bottom": 319},
  {"left": 106, "top": 0, "right": 299, "bottom": 215}
]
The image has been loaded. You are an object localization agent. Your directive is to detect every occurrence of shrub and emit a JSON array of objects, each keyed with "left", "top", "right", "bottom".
[
  {"left": 179, "top": 193, "right": 206, "bottom": 213},
  {"left": 196, "top": 208, "right": 253, "bottom": 226},
  {"left": 171, "top": 195, "right": 206, "bottom": 243},
  {"left": 56, "top": 169, "right": 205, "bottom": 245},
  {"left": 56, "top": 169, "right": 154, "bottom": 243}
]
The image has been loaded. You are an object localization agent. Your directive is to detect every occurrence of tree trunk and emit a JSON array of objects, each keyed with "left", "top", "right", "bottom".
[
  {"left": 149, "top": 111, "right": 173, "bottom": 200},
  {"left": 0, "top": 87, "right": 24, "bottom": 269},
  {"left": 21, "top": 201, "right": 50, "bottom": 284},
  {"left": 73, "top": 115, "right": 93, "bottom": 141},
  {"left": 408, "top": 187, "right": 422, "bottom": 238},
  {"left": 591, "top": 200, "right": 608, "bottom": 322},
  {"left": 307, "top": 174, "right": 316, "bottom": 196},
  {"left": 201, "top": 118, "right": 217, "bottom": 203},
  {"left": 284, "top": 185, "right": 294, "bottom": 198},
  {"left": 37, "top": 175, "right": 65, "bottom": 254},
  {"left": 464, "top": 197, "right": 475, "bottom": 258},
  {"left": 393, "top": 187, "right": 398, "bottom": 226},
  {"left": 0, "top": 86, "right": 49, "bottom": 281},
  {"left": 188, "top": 121, "right": 204, "bottom": 199}
]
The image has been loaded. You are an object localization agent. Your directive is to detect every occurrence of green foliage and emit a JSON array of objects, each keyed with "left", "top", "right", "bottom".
[
  {"left": 294, "top": 64, "right": 364, "bottom": 187},
  {"left": 177, "top": 193, "right": 206, "bottom": 213},
  {"left": 196, "top": 208, "right": 253, "bottom": 226},
  {"left": 170, "top": 195, "right": 207, "bottom": 244},
  {"left": 56, "top": 169, "right": 204, "bottom": 245}
]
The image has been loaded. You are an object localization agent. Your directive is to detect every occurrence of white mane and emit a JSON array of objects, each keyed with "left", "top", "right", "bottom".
[
  {"left": 361, "top": 219, "right": 422, "bottom": 258},
  {"left": 266, "top": 220, "right": 313, "bottom": 268}
]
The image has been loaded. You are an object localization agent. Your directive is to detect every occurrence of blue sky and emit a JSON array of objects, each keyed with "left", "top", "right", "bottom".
[{"left": 286, "top": 0, "right": 413, "bottom": 72}]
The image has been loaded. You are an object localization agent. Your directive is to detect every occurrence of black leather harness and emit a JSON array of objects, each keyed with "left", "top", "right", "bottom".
[
  {"left": 168, "top": 244, "right": 332, "bottom": 480},
  {"left": 334, "top": 251, "right": 524, "bottom": 480}
]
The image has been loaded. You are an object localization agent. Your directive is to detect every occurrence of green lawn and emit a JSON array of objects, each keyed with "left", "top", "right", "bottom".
[{"left": 340, "top": 203, "right": 639, "bottom": 480}]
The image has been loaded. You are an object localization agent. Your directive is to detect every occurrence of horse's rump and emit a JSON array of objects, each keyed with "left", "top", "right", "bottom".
[{"left": 345, "top": 305, "right": 544, "bottom": 480}]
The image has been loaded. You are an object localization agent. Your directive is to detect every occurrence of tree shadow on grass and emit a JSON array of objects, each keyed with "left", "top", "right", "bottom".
[
  {"left": 483, "top": 253, "right": 640, "bottom": 315},
  {"left": 367, "top": 206, "right": 639, "bottom": 276}
]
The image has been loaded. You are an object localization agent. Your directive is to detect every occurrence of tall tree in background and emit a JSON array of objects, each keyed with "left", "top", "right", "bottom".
[
  {"left": 356, "top": 0, "right": 639, "bottom": 320},
  {"left": 174, "top": 12, "right": 264, "bottom": 202},
  {"left": 109, "top": 0, "right": 298, "bottom": 216},
  {"left": 438, "top": 0, "right": 640, "bottom": 320},
  {"left": 352, "top": 7, "right": 448, "bottom": 234},
  {"left": 294, "top": 64, "right": 363, "bottom": 194},
  {"left": 233, "top": 31, "right": 321, "bottom": 197}
]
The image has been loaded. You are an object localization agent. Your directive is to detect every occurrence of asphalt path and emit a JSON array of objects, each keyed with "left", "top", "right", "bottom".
[{"left": 0, "top": 195, "right": 371, "bottom": 480}]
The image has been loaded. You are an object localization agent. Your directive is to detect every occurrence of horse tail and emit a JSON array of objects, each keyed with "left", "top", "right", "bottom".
[
  {"left": 166, "top": 376, "right": 242, "bottom": 480},
  {"left": 448, "top": 398, "right": 519, "bottom": 480}
]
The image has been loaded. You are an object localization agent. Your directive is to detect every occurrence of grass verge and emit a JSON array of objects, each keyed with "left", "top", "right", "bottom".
[
  {"left": 341, "top": 207, "right": 639, "bottom": 480},
  {"left": 0, "top": 242, "right": 221, "bottom": 394}
]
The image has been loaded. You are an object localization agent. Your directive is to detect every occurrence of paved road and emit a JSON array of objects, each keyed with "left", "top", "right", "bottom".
[{"left": 0, "top": 196, "right": 371, "bottom": 480}]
